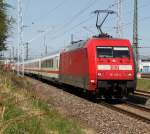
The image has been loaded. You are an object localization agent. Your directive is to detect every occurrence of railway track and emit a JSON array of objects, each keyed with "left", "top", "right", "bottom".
[
  {"left": 28, "top": 76, "right": 150, "bottom": 124},
  {"left": 27, "top": 77, "right": 150, "bottom": 133},
  {"left": 141, "top": 74, "right": 150, "bottom": 79},
  {"left": 135, "top": 90, "right": 150, "bottom": 98},
  {"left": 99, "top": 101, "right": 150, "bottom": 124}
]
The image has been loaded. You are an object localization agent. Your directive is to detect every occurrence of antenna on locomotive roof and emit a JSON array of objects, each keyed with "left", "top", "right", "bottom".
[{"left": 93, "top": 10, "right": 116, "bottom": 37}]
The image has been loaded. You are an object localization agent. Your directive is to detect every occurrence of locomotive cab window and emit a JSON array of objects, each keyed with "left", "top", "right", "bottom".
[
  {"left": 96, "top": 46, "right": 130, "bottom": 58},
  {"left": 97, "top": 47, "right": 113, "bottom": 58},
  {"left": 113, "top": 47, "right": 130, "bottom": 58}
]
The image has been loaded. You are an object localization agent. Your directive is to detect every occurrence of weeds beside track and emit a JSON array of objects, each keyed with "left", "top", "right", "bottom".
[{"left": 0, "top": 69, "right": 85, "bottom": 134}]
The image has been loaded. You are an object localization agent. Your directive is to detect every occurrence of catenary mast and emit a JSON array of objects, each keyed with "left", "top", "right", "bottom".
[
  {"left": 17, "top": 0, "right": 24, "bottom": 76},
  {"left": 116, "top": 0, "right": 123, "bottom": 38},
  {"left": 133, "top": 0, "right": 139, "bottom": 71}
]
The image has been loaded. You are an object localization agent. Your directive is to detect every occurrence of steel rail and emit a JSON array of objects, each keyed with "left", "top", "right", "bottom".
[
  {"left": 135, "top": 90, "right": 150, "bottom": 98},
  {"left": 23, "top": 76, "right": 150, "bottom": 123},
  {"left": 99, "top": 101, "right": 150, "bottom": 124},
  {"left": 125, "top": 101, "right": 150, "bottom": 112}
]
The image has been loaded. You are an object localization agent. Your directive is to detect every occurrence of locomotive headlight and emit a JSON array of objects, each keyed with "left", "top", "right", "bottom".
[
  {"left": 97, "top": 73, "right": 102, "bottom": 76},
  {"left": 90, "top": 80, "right": 96, "bottom": 85},
  {"left": 90, "top": 80, "right": 95, "bottom": 83},
  {"left": 97, "top": 72, "right": 105, "bottom": 77},
  {"left": 128, "top": 73, "right": 132, "bottom": 76}
]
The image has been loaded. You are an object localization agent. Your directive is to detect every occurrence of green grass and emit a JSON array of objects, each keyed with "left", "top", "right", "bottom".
[
  {"left": 0, "top": 69, "right": 85, "bottom": 134},
  {"left": 4, "top": 117, "right": 45, "bottom": 134},
  {"left": 32, "top": 99, "right": 84, "bottom": 134},
  {"left": 137, "top": 79, "right": 150, "bottom": 92},
  {"left": 3, "top": 105, "right": 24, "bottom": 121},
  {"left": 3, "top": 98, "right": 84, "bottom": 134}
]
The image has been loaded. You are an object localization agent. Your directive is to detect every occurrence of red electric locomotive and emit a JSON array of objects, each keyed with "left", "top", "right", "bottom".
[
  {"left": 59, "top": 37, "right": 136, "bottom": 98},
  {"left": 59, "top": 10, "right": 136, "bottom": 98}
]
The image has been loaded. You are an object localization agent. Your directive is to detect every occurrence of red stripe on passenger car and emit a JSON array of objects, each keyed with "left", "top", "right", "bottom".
[{"left": 24, "top": 68, "right": 59, "bottom": 74}]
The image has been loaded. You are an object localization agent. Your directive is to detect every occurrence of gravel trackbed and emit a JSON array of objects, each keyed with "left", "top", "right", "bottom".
[{"left": 29, "top": 78, "right": 150, "bottom": 134}]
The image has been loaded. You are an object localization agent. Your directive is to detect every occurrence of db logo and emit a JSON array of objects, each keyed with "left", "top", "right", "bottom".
[{"left": 111, "top": 65, "right": 119, "bottom": 70}]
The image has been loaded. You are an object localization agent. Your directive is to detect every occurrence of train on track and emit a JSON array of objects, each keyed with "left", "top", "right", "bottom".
[
  {"left": 14, "top": 36, "right": 136, "bottom": 99},
  {"left": 11, "top": 10, "right": 136, "bottom": 99}
]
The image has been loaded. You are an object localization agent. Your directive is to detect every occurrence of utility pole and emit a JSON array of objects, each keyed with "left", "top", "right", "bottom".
[
  {"left": 45, "top": 45, "right": 48, "bottom": 56},
  {"left": 71, "top": 34, "right": 74, "bottom": 44},
  {"left": 15, "top": 48, "right": 18, "bottom": 60},
  {"left": 12, "top": 46, "right": 15, "bottom": 60},
  {"left": 116, "top": 0, "right": 123, "bottom": 37},
  {"left": 133, "top": 0, "right": 139, "bottom": 72},
  {"left": 26, "top": 43, "right": 29, "bottom": 60},
  {"left": 9, "top": 49, "right": 12, "bottom": 60},
  {"left": 37, "top": 30, "right": 47, "bottom": 56},
  {"left": 24, "top": 42, "right": 29, "bottom": 60},
  {"left": 43, "top": 35, "right": 47, "bottom": 56}
]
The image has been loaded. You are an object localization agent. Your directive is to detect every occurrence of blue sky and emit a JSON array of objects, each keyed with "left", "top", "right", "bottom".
[{"left": 6, "top": 0, "right": 150, "bottom": 58}]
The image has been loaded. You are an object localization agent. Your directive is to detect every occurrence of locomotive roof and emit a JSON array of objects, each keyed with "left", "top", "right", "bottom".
[
  {"left": 63, "top": 37, "right": 130, "bottom": 52},
  {"left": 63, "top": 40, "right": 87, "bottom": 52}
]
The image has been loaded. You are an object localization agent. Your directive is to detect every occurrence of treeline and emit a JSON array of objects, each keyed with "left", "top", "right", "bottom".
[{"left": 0, "top": 0, "right": 10, "bottom": 51}]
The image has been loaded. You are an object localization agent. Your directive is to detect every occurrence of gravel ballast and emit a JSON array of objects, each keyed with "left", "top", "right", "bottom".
[{"left": 29, "top": 78, "right": 150, "bottom": 134}]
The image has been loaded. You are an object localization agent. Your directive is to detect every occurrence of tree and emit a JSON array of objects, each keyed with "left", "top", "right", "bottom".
[{"left": 0, "top": 0, "right": 10, "bottom": 51}]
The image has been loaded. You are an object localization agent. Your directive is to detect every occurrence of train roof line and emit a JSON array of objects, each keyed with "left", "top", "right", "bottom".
[
  {"left": 62, "top": 36, "right": 130, "bottom": 52},
  {"left": 20, "top": 53, "right": 60, "bottom": 64},
  {"left": 40, "top": 53, "right": 60, "bottom": 60},
  {"left": 63, "top": 40, "right": 87, "bottom": 52},
  {"left": 19, "top": 36, "right": 130, "bottom": 64}
]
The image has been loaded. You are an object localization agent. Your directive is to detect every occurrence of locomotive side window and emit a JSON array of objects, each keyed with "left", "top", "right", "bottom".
[{"left": 97, "top": 46, "right": 130, "bottom": 58}]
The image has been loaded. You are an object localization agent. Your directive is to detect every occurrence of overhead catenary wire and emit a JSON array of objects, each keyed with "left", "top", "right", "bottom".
[
  {"left": 28, "top": 0, "right": 122, "bottom": 44},
  {"left": 27, "top": 0, "right": 126, "bottom": 54},
  {"left": 24, "top": 0, "right": 31, "bottom": 18},
  {"left": 79, "top": 0, "right": 127, "bottom": 32},
  {"left": 22, "top": 0, "right": 69, "bottom": 44},
  {"left": 27, "top": 0, "right": 97, "bottom": 44},
  {"left": 123, "top": 16, "right": 150, "bottom": 28},
  {"left": 60, "top": 0, "right": 97, "bottom": 28},
  {"left": 29, "top": 15, "right": 95, "bottom": 57},
  {"left": 124, "top": 1, "right": 150, "bottom": 17},
  {"left": 34, "top": 0, "right": 68, "bottom": 25},
  {"left": 46, "top": 0, "right": 131, "bottom": 53},
  {"left": 49, "top": 0, "right": 150, "bottom": 49},
  {"left": 28, "top": 0, "right": 150, "bottom": 41},
  {"left": 24, "top": 0, "right": 150, "bottom": 58},
  {"left": 49, "top": 15, "right": 95, "bottom": 41}
]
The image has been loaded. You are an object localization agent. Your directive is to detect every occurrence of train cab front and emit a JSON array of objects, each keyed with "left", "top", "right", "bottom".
[{"left": 94, "top": 39, "right": 136, "bottom": 99}]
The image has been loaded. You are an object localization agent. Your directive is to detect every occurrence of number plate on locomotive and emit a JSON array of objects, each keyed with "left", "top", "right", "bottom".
[{"left": 111, "top": 65, "right": 119, "bottom": 70}]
